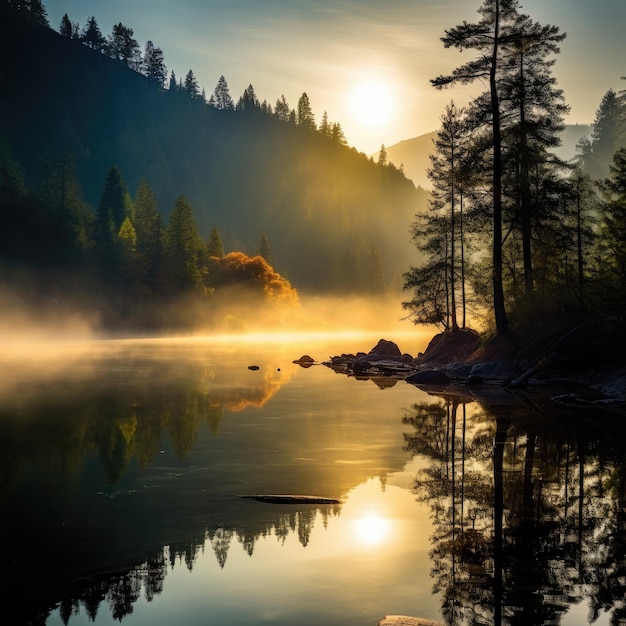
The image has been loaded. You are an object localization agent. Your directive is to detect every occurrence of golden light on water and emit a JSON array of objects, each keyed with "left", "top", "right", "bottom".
[{"left": 354, "top": 514, "right": 392, "bottom": 546}]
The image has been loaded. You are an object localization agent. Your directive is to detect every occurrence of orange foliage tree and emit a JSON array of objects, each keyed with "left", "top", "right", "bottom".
[{"left": 207, "top": 251, "right": 299, "bottom": 308}]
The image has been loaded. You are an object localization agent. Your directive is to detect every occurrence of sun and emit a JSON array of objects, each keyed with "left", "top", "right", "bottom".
[{"left": 349, "top": 79, "right": 394, "bottom": 129}]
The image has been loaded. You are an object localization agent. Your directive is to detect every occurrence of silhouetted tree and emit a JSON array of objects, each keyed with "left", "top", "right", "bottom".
[
  {"left": 596, "top": 147, "right": 626, "bottom": 300},
  {"left": 378, "top": 144, "right": 388, "bottom": 166},
  {"left": 584, "top": 89, "right": 624, "bottom": 180},
  {"left": 183, "top": 69, "right": 200, "bottom": 99},
  {"left": 81, "top": 16, "right": 106, "bottom": 52},
  {"left": 211, "top": 75, "right": 234, "bottom": 110},
  {"left": 297, "top": 92, "right": 316, "bottom": 130},
  {"left": 432, "top": 0, "right": 522, "bottom": 333},
  {"left": 237, "top": 84, "right": 259, "bottom": 111},
  {"left": 256, "top": 232, "right": 271, "bottom": 264},
  {"left": 108, "top": 22, "right": 141, "bottom": 70},
  {"left": 274, "top": 95, "right": 290, "bottom": 122},
  {"left": 142, "top": 41, "right": 167, "bottom": 86},
  {"left": 59, "top": 13, "right": 78, "bottom": 38}
]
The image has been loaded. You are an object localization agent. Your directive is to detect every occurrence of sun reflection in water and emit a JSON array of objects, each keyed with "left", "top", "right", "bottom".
[{"left": 354, "top": 514, "right": 391, "bottom": 546}]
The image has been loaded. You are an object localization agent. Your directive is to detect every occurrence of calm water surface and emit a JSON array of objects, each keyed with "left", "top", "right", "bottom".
[{"left": 0, "top": 332, "right": 624, "bottom": 625}]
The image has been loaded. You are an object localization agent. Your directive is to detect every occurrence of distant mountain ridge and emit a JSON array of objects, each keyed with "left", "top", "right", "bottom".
[{"left": 380, "top": 124, "right": 592, "bottom": 190}]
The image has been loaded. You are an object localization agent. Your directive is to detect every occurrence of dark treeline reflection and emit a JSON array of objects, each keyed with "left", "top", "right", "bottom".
[
  {"left": 50, "top": 505, "right": 339, "bottom": 624},
  {"left": 403, "top": 392, "right": 626, "bottom": 626}
]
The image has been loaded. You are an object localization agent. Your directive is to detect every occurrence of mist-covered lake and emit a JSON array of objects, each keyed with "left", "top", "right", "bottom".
[{"left": 0, "top": 332, "right": 624, "bottom": 626}]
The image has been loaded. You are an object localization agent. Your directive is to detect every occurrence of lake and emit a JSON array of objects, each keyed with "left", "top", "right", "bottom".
[{"left": 0, "top": 332, "right": 624, "bottom": 626}]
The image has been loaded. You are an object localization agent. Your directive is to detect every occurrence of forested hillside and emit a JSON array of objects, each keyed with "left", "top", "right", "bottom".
[{"left": 0, "top": 5, "right": 426, "bottom": 299}]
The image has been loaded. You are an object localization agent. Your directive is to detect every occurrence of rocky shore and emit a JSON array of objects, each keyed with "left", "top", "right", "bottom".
[{"left": 296, "top": 325, "right": 626, "bottom": 410}]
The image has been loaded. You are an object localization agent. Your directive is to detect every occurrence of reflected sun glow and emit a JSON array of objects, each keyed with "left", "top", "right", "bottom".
[{"left": 354, "top": 514, "right": 391, "bottom": 546}]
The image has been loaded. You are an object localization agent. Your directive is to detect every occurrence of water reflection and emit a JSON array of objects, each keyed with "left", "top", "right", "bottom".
[
  {"left": 2, "top": 334, "right": 625, "bottom": 625},
  {"left": 403, "top": 388, "right": 626, "bottom": 626},
  {"left": 0, "top": 335, "right": 432, "bottom": 625}
]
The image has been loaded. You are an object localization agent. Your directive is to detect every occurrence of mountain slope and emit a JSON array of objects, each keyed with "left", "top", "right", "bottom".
[{"left": 0, "top": 7, "right": 426, "bottom": 292}]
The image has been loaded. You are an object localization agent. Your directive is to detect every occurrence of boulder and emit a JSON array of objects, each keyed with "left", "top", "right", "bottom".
[
  {"left": 368, "top": 339, "right": 402, "bottom": 358},
  {"left": 406, "top": 370, "right": 450, "bottom": 386},
  {"left": 469, "top": 362, "right": 522, "bottom": 382}
]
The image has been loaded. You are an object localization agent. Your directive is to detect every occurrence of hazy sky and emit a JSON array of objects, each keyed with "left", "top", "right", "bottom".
[{"left": 45, "top": 0, "right": 625, "bottom": 154}]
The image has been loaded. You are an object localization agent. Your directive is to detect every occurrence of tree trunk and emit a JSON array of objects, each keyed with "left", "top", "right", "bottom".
[{"left": 490, "top": 0, "right": 508, "bottom": 333}]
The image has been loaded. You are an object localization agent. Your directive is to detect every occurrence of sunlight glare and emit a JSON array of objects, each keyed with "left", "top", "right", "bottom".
[
  {"left": 354, "top": 514, "right": 391, "bottom": 546},
  {"left": 349, "top": 80, "right": 394, "bottom": 129}
]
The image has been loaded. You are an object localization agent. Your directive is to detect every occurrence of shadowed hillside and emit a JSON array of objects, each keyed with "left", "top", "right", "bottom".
[{"left": 0, "top": 6, "right": 426, "bottom": 293}]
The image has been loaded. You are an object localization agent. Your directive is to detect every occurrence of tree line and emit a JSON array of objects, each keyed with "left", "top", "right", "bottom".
[
  {"left": 403, "top": 0, "right": 626, "bottom": 335},
  {"left": 0, "top": 148, "right": 298, "bottom": 329},
  {"left": 51, "top": 5, "right": 352, "bottom": 146}
]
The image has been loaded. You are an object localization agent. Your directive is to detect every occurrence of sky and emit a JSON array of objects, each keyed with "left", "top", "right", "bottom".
[{"left": 44, "top": 0, "right": 625, "bottom": 155}]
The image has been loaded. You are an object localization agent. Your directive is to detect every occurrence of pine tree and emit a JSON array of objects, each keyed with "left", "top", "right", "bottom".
[
  {"left": 597, "top": 147, "right": 626, "bottom": 296},
  {"left": 108, "top": 22, "right": 141, "bottom": 70},
  {"left": 183, "top": 69, "right": 200, "bottom": 99},
  {"left": 142, "top": 41, "right": 167, "bottom": 86},
  {"left": 95, "top": 165, "right": 134, "bottom": 240},
  {"left": 431, "top": 0, "right": 526, "bottom": 333},
  {"left": 237, "top": 84, "right": 259, "bottom": 111},
  {"left": 211, "top": 75, "right": 234, "bottom": 110},
  {"left": 59, "top": 13, "right": 75, "bottom": 37},
  {"left": 256, "top": 232, "right": 271, "bottom": 264},
  {"left": 586, "top": 89, "right": 624, "bottom": 180},
  {"left": 331, "top": 123, "right": 347, "bottom": 145},
  {"left": 31, "top": 0, "right": 48, "bottom": 25},
  {"left": 274, "top": 95, "right": 290, "bottom": 122},
  {"left": 134, "top": 179, "right": 167, "bottom": 294},
  {"left": 166, "top": 195, "right": 202, "bottom": 291},
  {"left": 428, "top": 102, "right": 470, "bottom": 330},
  {"left": 297, "top": 93, "right": 316, "bottom": 130},
  {"left": 498, "top": 12, "right": 568, "bottom": 295},
  {"left": 207, "top": 227, "right": 225, "bottom": 258},
  {"left": 168, "top": 70, "right": 177, "bottom": 92},
  {"left": 378, "top": 144, "right": 388, "bottom": 166},
  {"left": 81, "top": 16, "right": 106, "bottom": 52},
  {"left": 319, "top": 111, "right": 331, "bottom": 137}
]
